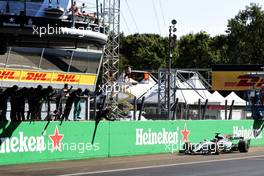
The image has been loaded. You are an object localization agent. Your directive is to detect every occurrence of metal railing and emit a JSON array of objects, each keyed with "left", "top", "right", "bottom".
[{"left": 3, "top": 95, "right": 94, "bottom": 121}]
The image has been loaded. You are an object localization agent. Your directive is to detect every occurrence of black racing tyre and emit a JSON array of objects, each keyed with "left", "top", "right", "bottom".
[
  {"left": 179, "top": 142, "right": 192, "bottom": 154},
  {"left": 178, "top": 150, "right": 185, "bottom": 153},
  {"left": 238, "top": 140, "right": 249, "bottom": 153},
  {"left": 209, "top": 143, "right": 219, "bottom": 155},
  {"left": 183, "top": 142, "right": 191, "bottom": 150},
  {"left": 214, "top": 143, "right": 220, "bottom": 155}
]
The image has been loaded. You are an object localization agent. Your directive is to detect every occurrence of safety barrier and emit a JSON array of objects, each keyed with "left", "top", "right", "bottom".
[{"left": 0, "top": 120, "right": 263, "bottom": 165}]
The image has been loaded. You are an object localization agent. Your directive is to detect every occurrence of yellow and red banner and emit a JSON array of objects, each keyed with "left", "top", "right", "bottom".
[
  {"left": 0, "top": 69, "right": 97, "bottom": 85},
  {"left": 212, "top": 71, "right": 264, "bottom": 90}
]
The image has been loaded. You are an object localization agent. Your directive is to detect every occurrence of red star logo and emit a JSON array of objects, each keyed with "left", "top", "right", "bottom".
[
  {"left": 181, "top": 124, "right": 190, "bottom": 142},
  {"left": 49, "top": 126, "right": 64, "bottom": 152}
]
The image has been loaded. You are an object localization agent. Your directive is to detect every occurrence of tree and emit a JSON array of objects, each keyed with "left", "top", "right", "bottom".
[
  {"left": 175, "top": 32, "right": 217, "bottom": 68},
  {"left": 120, "top": 34, "right": 168, "bottom": 70},
  {"left": 119, "top": 3, "right": 264, "bottom": 70},
  {"left": 226, "top": 3, "right": 264, "bottom": 64},
  {"left": 120, "top": 32, "right": 226, "bottom": 70},
  {"left": 210, "top": 35, "right": 229, "bottom": 64}
]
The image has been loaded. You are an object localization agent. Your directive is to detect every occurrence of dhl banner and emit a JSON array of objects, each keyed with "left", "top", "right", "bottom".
[
  {"left": 212, "top": 71, "right": 264, "bottom": 90},
  {"left": 0, "top": 69, "right": 97, "bottom": 85}
]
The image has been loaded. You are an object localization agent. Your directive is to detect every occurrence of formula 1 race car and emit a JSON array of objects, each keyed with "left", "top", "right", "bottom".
[{"left": 179, "top": 133, "right": 250, "bottom": 155}]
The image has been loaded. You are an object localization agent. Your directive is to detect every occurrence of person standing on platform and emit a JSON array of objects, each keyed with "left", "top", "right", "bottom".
[
  {"left": 55, "top": 83, "right": 72, "bottom": 120},
  {"left": 33, "top": 85, "right": 44, "bottom": 121},
  {"left": 73, "top": 88, "right": 90, "bottom": 120},
  {"left": 0, "top": 87, "right": 14, "bottom": 121},
  {"left": 9, "top": 85, "right": 19, "bottom": 121},
  {"left": 43, "top": 86, "right": 55, "bottom": 120},
  {"left": 73, "top": 89, "right": 82, "bottom": 120},
  {"left": 68, "top": 1, "right": 79, "bottom": 15},
  {"left": 26, "top": 87, "right": 35, "bottom": 121},
  {"left": 62, "top": 88, "right": 82, "bottom": 121},
  {"left": 0, "top": 88, "right": 4, "bottom": 121},
  {"left": 16, "top": 87, "right": 27, "bottom": 121}
]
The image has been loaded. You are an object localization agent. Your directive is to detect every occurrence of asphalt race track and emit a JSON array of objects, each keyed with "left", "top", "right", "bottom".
[{"left": 1, "top": 147, "right": 264, "bottom": 176}]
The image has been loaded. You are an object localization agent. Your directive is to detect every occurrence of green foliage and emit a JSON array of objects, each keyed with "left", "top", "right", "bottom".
[
  {"left": 226, "top": 3, "right": 264, "bottom": 64},
  {"left": 176, "top": 32, "right": 214, "bottom": 68},
  {"left": 120, "top": 34, "right": 168, "bottom": 70},
  {"left": 120, "top": 3, "right": 264, "bottom": 69}
]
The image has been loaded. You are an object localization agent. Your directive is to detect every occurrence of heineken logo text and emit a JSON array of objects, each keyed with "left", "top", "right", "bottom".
[
  {"left": 136, "top": 128, "right": 179, "bottom": 145},
  {"left": 0, "top": 132, "right": 45, "bottom": 153}
]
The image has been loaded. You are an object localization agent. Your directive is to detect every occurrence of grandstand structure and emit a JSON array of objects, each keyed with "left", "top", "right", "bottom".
[{"left": 0, "top": 0, "right": 108, "bottom": 90}]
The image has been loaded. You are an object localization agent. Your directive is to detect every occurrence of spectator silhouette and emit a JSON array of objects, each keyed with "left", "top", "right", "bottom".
[
  {"left": 16, "top": 87, "right": 28, "bottom": 121},
  {"left": 69, "top": 1, "right": 79, "bottom": 15},
  {"left": 26, "top": 87, "right": 35, "bottom": 121},
  {"left": 9, "top": 85, "right": 19, "bottom": 121},
  {"left": 43, "top": 86, "right": 55, "bottom": 120},
  {"left": 0, "top": 86, "right": 15, "bottom": 121},
  {"left": 0, "top": 88, "right": 5, "bottom": 121},
  {"left": 32, "top": 85, "right": 44, "bottom": 121},
  {"left": 62, "top": 88, "right": 82, "bottom": 121},
  {"left": 55, "top": 84, "right": 72, "bottom": 120}
]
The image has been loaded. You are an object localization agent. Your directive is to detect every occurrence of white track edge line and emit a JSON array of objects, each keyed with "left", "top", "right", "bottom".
[{"left": 56, "top": 154, "right": 264, "bottom": 176}]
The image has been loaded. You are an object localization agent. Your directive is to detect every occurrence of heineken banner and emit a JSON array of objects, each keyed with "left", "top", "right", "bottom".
[
  {"left": 0, "top": 120, "right": 264, "bottom": 165},
  {"left": 109, "top": 120, "right": 264, "bottom": 156},
  {"left": 0, "top": 121, "right": 109, "bottom": 165}
]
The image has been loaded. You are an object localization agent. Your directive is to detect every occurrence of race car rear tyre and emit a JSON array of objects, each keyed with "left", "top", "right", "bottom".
[
  {"left": 209, "top": 143, "right": 219, "bottom": 155},
  {"left": 238, "top": 140, "right": 249, "bottom": 153},
  {"left": 179, "top": 142, "right": 192, "bottom": 154},
  {"left": 214, "top": 144, "right": 220, "bottom": 155}
]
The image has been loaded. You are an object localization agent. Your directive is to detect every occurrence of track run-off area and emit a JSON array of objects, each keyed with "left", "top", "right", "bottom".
[{"left": 0, "top": 147, "right": 264, "bottom": 176}]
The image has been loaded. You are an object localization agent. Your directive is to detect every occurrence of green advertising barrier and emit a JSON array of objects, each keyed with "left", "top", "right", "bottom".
[
  {"left": 109, "top": 120, "right": 264, "bottom": 156},
  {"left": 0, "top": 120, "right": 264, "bottom": 165},
  {"left": 0, "top": 121, "right": 109, "bottom": 165}
]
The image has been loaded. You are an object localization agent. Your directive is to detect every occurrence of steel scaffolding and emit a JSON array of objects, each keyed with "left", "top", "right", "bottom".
[
  {"left": 101, "top": 0, "right": 121, "bottom": 113},
  {"left": 158, "top": 68, "right": 212, "bottom": 119}
]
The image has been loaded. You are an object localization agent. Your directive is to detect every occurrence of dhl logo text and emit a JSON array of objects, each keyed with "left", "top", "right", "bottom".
[
  {"left": 225, "top": 75, "right": 264, "bottom": 88},
  {"left": 25, "top": 73, "right": 47, "bottom": 81},
  {"left": 0, "top": 71, "right": 15, "bottom": 79},
  {"left": 55, "top": 74, "right": 77, "bottom": 82},
  {"left": 0, "top": 69, "right": 91, "bottom": 85}
]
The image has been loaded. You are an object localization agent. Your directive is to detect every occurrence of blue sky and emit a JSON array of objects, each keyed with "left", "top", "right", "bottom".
[{"left": 120, "top": 0, "right": 264, "bottom": 37}]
